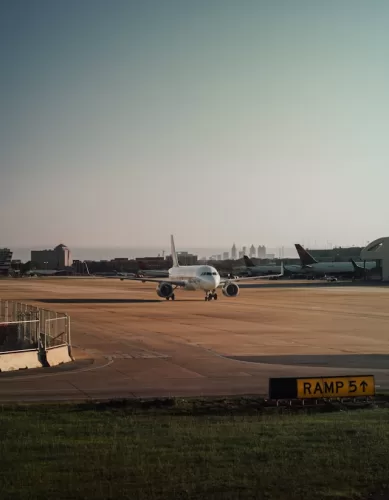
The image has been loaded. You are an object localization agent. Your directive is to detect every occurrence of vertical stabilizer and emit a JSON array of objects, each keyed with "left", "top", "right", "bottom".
[
  {"left": 170, "top": 235, "right": 179, "bottom": 267},
  {"left": 295, "top": 244, "right": 318, "bottom": 266},
  {"left": 243, "top": 255, "right": 256, "bottom": 268}
]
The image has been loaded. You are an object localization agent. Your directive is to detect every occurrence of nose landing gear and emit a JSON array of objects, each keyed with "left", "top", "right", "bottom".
[
  {"left": 205, "top": 291, "right": 218, "bottom": 301},
  {"left": 166, "top": 294, "right": 175, "bottom": 301}
]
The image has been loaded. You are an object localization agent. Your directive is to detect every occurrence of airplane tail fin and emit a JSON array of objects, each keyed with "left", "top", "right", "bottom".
[
  {"left": 350, "top": 258, "right": 364, "bottom": 271},
  {"left": 171, "top": 235, "right": 179, "bottom": 267},
  {"left": 243, "top": 255, "right": 255, "bottom": 268},
  {"left": 280, "top": 261, "right": 284, "bottom": 276},
  {"left": 295, "top": 244, "right": 318, "bottom": 266}
]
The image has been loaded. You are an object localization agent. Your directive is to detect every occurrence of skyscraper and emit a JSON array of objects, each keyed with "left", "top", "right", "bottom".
[
  {"left": 257, "top": 245, "right": 266, "bottom": 259},
  {"left": 231, "top": 243, "right": 237, "bottom": 260},
  {"left": 249, "top": 245, "right": 256, "bottom": 258}
]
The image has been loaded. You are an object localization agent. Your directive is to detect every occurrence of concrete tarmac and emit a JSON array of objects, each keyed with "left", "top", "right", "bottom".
[{"left": 1, "top": 278, "right": 389, "bottom": 402}]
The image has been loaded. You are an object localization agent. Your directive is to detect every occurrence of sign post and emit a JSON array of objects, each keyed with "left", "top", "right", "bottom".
[{"left": 269, "top": 375, "right": 375, "bottom": 400}]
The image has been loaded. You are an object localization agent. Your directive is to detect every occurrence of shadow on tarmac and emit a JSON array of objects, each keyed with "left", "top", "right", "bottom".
[
  {"left": 37, "top": 298, "right": 163, "bottom": 304},
  {"left": 227, "top": 353, "right": 389, "bottom": 369}
]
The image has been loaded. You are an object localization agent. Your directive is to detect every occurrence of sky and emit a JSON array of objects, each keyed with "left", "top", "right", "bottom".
[{"left": 1, "top": 0, "right": 389, "bottom": 249}]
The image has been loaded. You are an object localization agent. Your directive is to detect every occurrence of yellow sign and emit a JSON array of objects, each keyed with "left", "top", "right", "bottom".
[{"left": 297, "top": 376, "right": 375, "bottom": 399}]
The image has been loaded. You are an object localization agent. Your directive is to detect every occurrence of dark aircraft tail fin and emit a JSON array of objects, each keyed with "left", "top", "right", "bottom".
[
  {"left": 350, "top": 258, "right": 364, "bottom": 271},
  {"left": 350, "top": 258, "right": 366, "bottom": 278},
  {"left": 243, "top": 255, "right": 255, "bottom": 268},
  {"left": 295, "top": 244, "right": 318, "bottom": 266}
]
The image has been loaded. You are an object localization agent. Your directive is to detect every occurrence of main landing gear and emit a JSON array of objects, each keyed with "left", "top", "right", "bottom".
[
  {"left": 205, "top": 291, "right": 218, "bottom": 301},
  {"left": 166, "top": 294, "right": 175, "bottom": 301}
]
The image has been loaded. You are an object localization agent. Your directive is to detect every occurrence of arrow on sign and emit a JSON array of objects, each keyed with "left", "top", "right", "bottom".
[{"left": 360, "top": 381, "right": 368, "bottom": 392}]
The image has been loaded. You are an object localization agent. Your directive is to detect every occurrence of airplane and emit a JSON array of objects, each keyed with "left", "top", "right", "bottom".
[
  {"left": 25, "top": 269, "right": 72, "bottom": 277},
  {"left": 242, "top": 255, "right": 300, "bottom": 277},
  {"left": 294, "top": 244, "right": 376, "bottom": 277},
  {"left": 119, "top": 235, "right": 284, "bottom": 301},
  {"left": 136, "top": 261, "right": 169, "bottom": 278}
]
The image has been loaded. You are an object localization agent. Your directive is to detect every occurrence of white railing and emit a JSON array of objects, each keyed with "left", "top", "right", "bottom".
[{"left": 0, "top": 299, "right": 70, "bottom": 352}]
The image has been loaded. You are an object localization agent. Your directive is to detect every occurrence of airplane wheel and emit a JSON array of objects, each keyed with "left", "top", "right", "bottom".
[
  {"left": 166, "top": 297, "right": 170, "bottom": 300},
  {"left": 205, "top": 296, "right": 209, "bottom": 301},
  {"left": 171, "top": 294, "right": 175, "bottom": 301},
  {"left": 214, "top": 293, "right": 218, "bottom": 300}
]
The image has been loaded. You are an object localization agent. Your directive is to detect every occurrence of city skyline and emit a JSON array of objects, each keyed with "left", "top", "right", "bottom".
[{"left": 8, "top": 240, "right": 370, "bottom": 263}]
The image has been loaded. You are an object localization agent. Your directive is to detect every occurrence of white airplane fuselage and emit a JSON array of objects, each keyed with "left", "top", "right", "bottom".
[{"left": 168, "top": 265, "right": 220, "bottom": 291}]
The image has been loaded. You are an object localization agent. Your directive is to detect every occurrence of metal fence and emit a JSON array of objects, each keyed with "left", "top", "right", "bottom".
[{"left": 0, "top": 299, "right": 70, "bottom": 352}]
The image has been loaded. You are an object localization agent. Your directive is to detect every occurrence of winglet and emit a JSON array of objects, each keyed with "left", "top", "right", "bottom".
[
  {"left": 243, "top": 255, "right": 255, "bottom": 268},
  {"left": 171, "top": 234, "right": 179, "bottom": 267},
  {"left": 295, "top": 244, "right": 318, "bottom": 266}
]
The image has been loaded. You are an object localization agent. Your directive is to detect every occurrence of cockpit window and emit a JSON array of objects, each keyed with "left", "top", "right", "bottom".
[{"left": 212, "top": 272, "right": 217, "bottom": 275}]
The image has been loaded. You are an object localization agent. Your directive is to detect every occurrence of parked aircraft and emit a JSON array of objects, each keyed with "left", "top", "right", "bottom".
[
  {"left": 294, "top": 244, "right": 376, "bottom": 277},
  {"left": 119, "top": 235, "right": 284, "bottom": 301},
  {"left": 25, "top": 269, "right": 72, "bottom": 277},
  {"left": 137, "top": 261, "right": 169, "bottom": 278},
  {"left": 242, "top": 255, "right": 300, "bottom": 277}
]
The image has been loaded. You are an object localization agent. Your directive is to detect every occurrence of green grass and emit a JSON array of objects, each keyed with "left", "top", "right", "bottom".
[{"left": 0, "top": 402, "right": 389, "bottom": 499}]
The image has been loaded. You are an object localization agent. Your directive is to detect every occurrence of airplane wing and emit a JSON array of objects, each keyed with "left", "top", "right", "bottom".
[{"left": 117, "top": 276, "right": 187, "bottom": 287}]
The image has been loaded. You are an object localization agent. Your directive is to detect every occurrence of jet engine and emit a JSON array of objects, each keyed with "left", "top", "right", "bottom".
[
  {"left": 222, "top": 282, "right": 239, "bottom": 297},
  {"left": 156, "top": 282, "right": 174, "bottom": 298}
]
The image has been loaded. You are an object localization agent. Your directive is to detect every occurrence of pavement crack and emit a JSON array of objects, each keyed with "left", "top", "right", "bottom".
[{"left": 66, "top": 380, "right": 91, "bottom": 399}]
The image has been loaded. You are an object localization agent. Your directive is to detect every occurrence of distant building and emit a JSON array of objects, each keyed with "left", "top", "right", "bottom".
[
  {"left": 31, "top": 244, "right": 72, "bottom": 270},
  {"left": 257, "top": 245, "right": 266, "bottom": 258},
  {"left": 242, "top": 246, "right": 247, "bottom": 257},
  {"left": 223, "top": 252, "right": 229, "bottom": 260},
  {"left": 0, "top": 248, "right": 13, "bottom": 275},
  {"left": 249, "top": 245, "right": 256, "bottom": 258},
  {"left": 231, "top": 243, "right": 237, "bottom": 260},
  {"left": 135, "top": 256, "right": 167, "bottom": 269},
  {"left": 265, "top": 253, "right": 275, "bottom": 260},
  {"left": 239, "top": 250, "right": 244, "bottom": 259},
  {"left": 308, "top": 246, "right": 364, "bottom": 262},
  {"left": 217, "top": 254, "right": 222, "bottom": 260},
  {"left": 177, "top": 252, "right": 198, "bottom": 266}
]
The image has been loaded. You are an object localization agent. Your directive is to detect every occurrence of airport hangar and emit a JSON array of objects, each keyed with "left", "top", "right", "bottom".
[{"left": 360, "top": 237, "right": 389, "bottom": 281}]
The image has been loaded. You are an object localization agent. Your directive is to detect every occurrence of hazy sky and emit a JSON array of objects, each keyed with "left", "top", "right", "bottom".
[{"left": 2, "top": 0, "right": 389, "bottom": 249}]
